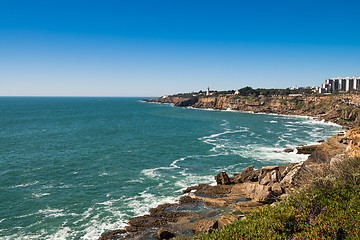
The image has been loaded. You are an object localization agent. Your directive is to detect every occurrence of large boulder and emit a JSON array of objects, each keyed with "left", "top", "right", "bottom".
[
  {"left": 271, "top": 182, "right": 283, "bottom": 195},
  {"left": 232, "top": 165, "right": 258, "bottom": 183},
  {"left": 280, "top": 162, "right": 304, "bottom": 188},
  {"left": 258, "top": 166, "right": 279, "bottom": 185},
  {"left": 215, "top": 172, "right": 231, "bottom": 185},
  {"left": 242, "top": 182, "right": 273, "bottom": 203},
  {"left": 192, "top": 219, "right": 218, "bottom": 235},
  {"left": 155, "top": 228, "right": 174, "bottom": 239}
]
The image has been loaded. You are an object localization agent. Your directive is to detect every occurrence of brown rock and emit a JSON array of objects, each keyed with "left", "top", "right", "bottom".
[
  {"left": 279, "top": 165, "right": 294, "bottom": 179},
  {"left": 271, "top": 182, "right": 283, "bottom": 195},
  {"left": 259, "top": 172, "right": 271, "bottom": 185},
  {"left": 231, "top": 165, "right": 258, "bottom": 183},
  {"left": 259, "top": 166, "right": 279, "bottom": 185},
  {"left": 215, "top": 171, "right": 231, "bottom": 185},
  {"left": 261, "top": 166, "right": 279, "bottom": 172},
  {"left": 242, "top": 182, "right": 273, "bottom": 203},
  {"left": 98, "top": 229, "right": 126, "bottom": 240},
  {"left": 280, "top": 162, "right": 304, "bottom": 188},
  {"left": 219, "top": 214, "right": 240, "bottom": 227},
  {"left": 270, "top": 170, "right": 279, "bottom": 183},
  {"left": 284, "top": 148, "right": 294, "bottom": 153},
  {"left": 155, "top": 228, "right": 174, "bottom": 239},
  {"left": 126, "top": 216, "right": 167, "bottom": 232},
  {"left": 192, "top": 219, "right": 218, "bottom": 235},
  {"left": 296, "top": 145, "right": 318, "bottom": 154},
  {"left": 182, "top": 184, "right": 231, "bottom": 198}
]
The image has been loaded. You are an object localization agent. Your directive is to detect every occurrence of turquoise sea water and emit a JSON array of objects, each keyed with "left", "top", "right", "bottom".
[{"left": 0, "top": 97, "right": 342, "bottom": 239}]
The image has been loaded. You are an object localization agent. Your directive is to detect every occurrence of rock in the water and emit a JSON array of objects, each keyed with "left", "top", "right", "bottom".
[
  {"left": 192, "top": 219, "right": 218, "bottom": 235},
  {"left": 155, "top": 228, "right": 174, "bottom": 239},
  {"left": 215, "top": 171, "right": 231, "bottom": 185},
  {"left": 296, "top": 145, "right": 318, "bottom": 154},
  {"left": 284, "top": 148, "right": 294, "bottom": 153}
]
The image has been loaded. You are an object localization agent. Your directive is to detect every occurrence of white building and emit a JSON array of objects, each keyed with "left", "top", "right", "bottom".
[{"left": 319, "top": 76, "right": 360, "bottom": 93}]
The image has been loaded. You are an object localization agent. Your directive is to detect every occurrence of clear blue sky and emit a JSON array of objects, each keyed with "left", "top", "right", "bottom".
[{"left": 1, "top": 0, "right": 359, "bottom": 96}]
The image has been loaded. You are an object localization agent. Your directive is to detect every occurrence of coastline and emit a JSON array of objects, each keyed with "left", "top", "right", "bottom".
[{"left": 99, "top": 95, "right": 355, "bottom": 240}]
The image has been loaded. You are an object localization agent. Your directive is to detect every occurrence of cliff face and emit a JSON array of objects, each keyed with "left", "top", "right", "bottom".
[
  {"left": 146, "top": 94, "right": 360, "bottom": 128},
  {"left": 346, "top": 128, "right": 360, "bottom": 158}
]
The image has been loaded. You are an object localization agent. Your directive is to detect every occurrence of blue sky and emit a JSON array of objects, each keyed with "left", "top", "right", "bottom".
[{"left": 1, "top": 0, "right": 359, "bottom": 96}]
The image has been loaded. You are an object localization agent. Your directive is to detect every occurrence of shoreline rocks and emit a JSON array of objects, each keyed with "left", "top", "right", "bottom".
[
  {"left": 99, "top": 134, "right": 352, "bottom": 239},
  {"left": 99, "top": 96, "right": 359, "bottom": 239}
]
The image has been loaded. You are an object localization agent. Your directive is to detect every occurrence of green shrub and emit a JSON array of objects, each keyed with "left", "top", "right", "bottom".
[{"left": 193, "top": 158, "right": 360, "bottom": 240}]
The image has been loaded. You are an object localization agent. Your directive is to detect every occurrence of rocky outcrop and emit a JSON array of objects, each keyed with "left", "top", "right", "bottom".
[
  {"left": 345, "top": 128, "right": 360, "bottom": 157},
  {"left": 98, "top": 229, "right": 126, "bottom": 240},
  {"left": 146, "top": 94, "right": 360, "bottom": 128},
  {"left": 242, "top": 183, "right": 273, "bottom": 203},
  {"left": 174, "top": 97, "right": 198, "bottom": 107},
  {"left": 296, "top": 145, "right": 318, "bottom": 154},
  {"left": 231, "top": 165, "right": 259, "bottom": 183},
  {"left": 192, "top": 219, "right": 218, "bottom": 235},
  {"left": 215, "top": 171, "right": 231, "bottom": 185}
]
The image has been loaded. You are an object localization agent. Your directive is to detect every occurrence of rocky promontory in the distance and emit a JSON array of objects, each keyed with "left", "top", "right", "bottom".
[
  {"left": 100, "top": 89, "right": 360, "bottom": 239},
  {"left": 145, "top": 88, "right": 360, "bottom": 128}
]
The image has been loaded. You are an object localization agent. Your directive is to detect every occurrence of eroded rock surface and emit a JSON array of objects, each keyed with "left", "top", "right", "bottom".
[
  {"left": 192, "top": 219, "right": 218, "bottom": 235},
  {"left": 215, "top": 171, "right": 231, "bottom": 185}
]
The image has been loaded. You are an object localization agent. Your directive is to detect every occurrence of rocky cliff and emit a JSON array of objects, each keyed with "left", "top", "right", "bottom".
[{"left": 145, "top": 94, "right": 360, "bottom": 128}]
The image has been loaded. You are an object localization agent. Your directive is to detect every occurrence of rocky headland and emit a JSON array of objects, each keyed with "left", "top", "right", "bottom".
[
  {"left": 99, "top": 93, "right": 360, "bottom": 240},
  {"left": 145, "top": 94, "right": 360, "bottom": 128}
]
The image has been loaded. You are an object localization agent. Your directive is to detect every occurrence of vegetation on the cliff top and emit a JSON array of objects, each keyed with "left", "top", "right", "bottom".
[
  {"left": 172, "top": 86, "right": 360, "bottom": 99},
  {"left": 192, "top": 157, "right": 360, "bottom": 240},
  {"left": 172, "top": 87, "right": 318, "bottom": 98}
]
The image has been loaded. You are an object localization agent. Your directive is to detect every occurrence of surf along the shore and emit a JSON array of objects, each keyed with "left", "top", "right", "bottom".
[{"left": 99, "top": 93, "right": 360, "bottom": 240}]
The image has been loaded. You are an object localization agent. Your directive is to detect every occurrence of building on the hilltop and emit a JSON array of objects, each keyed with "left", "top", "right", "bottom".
[
  {"left": 206, "top": 87, "right": 210, "bottom": 96},
  {"left": 290, "top": 85, "right": 304, "bottom": 90},
  {"left": 319, "top": 76, "right": 360, "bottom": 93}
]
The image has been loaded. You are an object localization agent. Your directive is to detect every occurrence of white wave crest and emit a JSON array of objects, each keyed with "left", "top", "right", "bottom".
[{"left": 10, "top": 181, "right": 39, "bottom": 189}]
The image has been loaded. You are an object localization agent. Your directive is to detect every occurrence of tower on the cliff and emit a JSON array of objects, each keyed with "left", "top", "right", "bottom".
[{"left": 206, "top": 87, "right": 210, "bottom": 96}]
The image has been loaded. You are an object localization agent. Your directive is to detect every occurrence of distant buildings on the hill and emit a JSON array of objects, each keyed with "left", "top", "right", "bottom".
[
  {"left": 319, "top": 76, "right": 360, "bottom": 93},
  {"left": 162, "top": 77, "right": 359, "bottom": 99}
]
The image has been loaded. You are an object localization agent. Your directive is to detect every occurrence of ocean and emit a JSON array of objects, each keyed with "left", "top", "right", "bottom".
[{"left": 0, "top": 97, "right": 342, "bottom": 239}]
